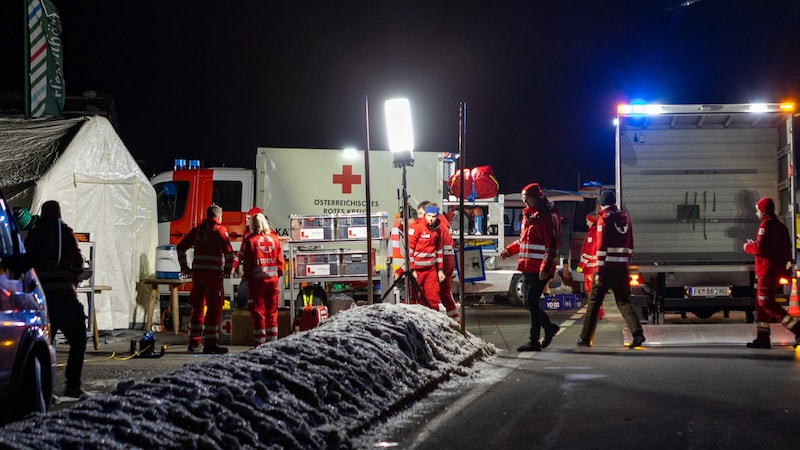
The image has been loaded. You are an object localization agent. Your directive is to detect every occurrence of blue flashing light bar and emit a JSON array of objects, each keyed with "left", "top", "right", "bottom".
[
  {"left": 188, "top": 159, "right": 200, "bottom": 169},
  {"left": 174, "top": 159, "right": 187, "bottom": 170}
]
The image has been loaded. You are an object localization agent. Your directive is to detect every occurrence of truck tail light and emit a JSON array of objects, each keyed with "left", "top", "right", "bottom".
[{"left": 629, "top": 273, "right": 641, "bottom": 287}]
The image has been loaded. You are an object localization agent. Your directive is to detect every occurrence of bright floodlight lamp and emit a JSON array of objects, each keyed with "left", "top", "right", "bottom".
[{"left": 385, "top": 98, "right": 415, "bottom": 167}]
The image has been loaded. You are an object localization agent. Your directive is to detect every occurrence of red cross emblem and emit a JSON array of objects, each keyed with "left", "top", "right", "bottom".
[
  {"left": 332, "top": 165, "right": 362, "bottom": 194},
  {"left": 221, "top": 319, "right": 232, "bottom": 335}
]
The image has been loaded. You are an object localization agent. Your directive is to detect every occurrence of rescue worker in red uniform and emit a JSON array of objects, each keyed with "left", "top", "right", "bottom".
[
  {"left": 500, "top": 183, "right": 561, "bottom": 352},
  {"left": 743, "top": 197, "right": 800, "bottom": 348},
  {"left": 577, "top": 190, "right": 645, "bottom": 348},
  {"left": 577, "top": 212, "right": 604, "bottom": 320},
  {"left": 408, "top": 204, "right": 445, "bottom": 310},
  {"left": 178, "top": 204, "right": 234, "bottom": 354},
  {"left": 240, "top": 213, "right": 284, "bottom": 346},
  {"left": 232, "top": 206, "right": 263, "bottom": 274},
  {"left": 418, "top": 201, "right": 460, "bottom": 323}
]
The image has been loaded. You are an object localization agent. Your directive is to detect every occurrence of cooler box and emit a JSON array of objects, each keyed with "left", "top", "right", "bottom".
[
  {"left": 335, "top": 213, "right": 389, "bottom": 240},
  {"left": 290, "top": 215, "right": 335, "bottom": 241},
  {"left": 295, "top": 251, "right": 340, "bottom": 278},
  {"left": 294, "top": 305, "right": 329, "bottom": 332},
  {"left": 339, "top": 249, "right": 376, "bottom": 276},
  {"left": 155, "top": 245, "right": 181, "bottom": 279}
]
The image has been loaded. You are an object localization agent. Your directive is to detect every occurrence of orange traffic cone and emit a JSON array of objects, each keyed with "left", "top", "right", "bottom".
[{"left": 789, "top": 278, "right": 800, "bottom": 317}]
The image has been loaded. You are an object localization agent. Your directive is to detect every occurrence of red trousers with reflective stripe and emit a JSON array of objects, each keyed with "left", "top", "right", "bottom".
[
  {"left": 413, "top": 268, "right": 440, "bottom": 311},
  {"left": 440, "top": 255, "right": 457, "bottom": 312},
  {"left": 755, "top": 275, "right": 788, "bottom": 323},
  {"left": 248, "top": 278, "right": 280, "bottom": 344},
  {"left": 188, "top": 271, "right": 225, "bottom": 347}
]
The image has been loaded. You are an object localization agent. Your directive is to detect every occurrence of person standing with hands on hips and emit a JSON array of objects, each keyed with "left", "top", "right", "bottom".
[
  {"left": 178, "top": 204, "right": 234, "bottom": 354},
  {"left": 500, "top": 183, "right": 561, "bottom": 352},
  {"left": 742, "top": 197, "right": 800, "bottom": 348},
  {"left": 577, "top": 190, "right": 645, "bottom": 348}
]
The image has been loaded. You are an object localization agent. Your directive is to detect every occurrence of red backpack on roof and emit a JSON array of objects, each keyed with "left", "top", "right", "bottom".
[{"left": 449, "top": 166, "right": 500, "bottom": 200}]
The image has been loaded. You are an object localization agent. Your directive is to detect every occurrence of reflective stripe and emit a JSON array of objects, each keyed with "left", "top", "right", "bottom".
[
  {"left": 607, "top": 247, "right": 632, "bottom": 254},
  {"left": 520, "top": 243, "right": 546, "bottom": 251}
]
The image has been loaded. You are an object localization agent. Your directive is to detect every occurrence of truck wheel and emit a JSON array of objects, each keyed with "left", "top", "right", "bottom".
[{"left": 508, "top": 274, "right": 525, "bottom": 307}]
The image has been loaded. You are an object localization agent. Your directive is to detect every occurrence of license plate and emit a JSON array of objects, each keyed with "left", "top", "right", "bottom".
[{"left": 687, "top": 286, "right": 731, "bottom": 297}]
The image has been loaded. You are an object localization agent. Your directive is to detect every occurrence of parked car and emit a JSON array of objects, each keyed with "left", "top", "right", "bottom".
[{"left": 0, "top": 190, "right": 56, "bottom": 424}]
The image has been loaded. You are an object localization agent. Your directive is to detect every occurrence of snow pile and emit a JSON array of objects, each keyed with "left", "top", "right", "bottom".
[{"left": 0, "top": 304, "right": 495, "bottom": 449}]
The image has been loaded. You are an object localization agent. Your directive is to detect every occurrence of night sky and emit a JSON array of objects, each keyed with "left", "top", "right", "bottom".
[{"left": 2, "top": 0, "right": 800, "bottom": 192}]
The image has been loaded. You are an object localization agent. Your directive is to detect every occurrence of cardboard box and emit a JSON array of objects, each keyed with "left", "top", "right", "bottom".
[
  {"left": 290, "top": 215, "right": 335, "bottom": 241},
  {"left": 231, "top": 308, "right": 254, "bottom": 346},
  {"left": 278, "top": 307, "right": 291, "bottom": 338}
]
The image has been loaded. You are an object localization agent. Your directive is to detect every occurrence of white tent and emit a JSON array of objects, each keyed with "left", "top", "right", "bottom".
[{"left": 0, "top": 116, "right": 157, "bottom": 330}]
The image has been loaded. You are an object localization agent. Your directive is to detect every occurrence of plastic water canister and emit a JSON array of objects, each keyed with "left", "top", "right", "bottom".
[{"left": 155, "top": 245, "right": 181, "bottom": 279}]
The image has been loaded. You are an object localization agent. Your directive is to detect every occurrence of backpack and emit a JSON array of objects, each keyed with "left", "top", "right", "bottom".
[{"left": 448, "top": 166, "right": 500, "bottom": 200}]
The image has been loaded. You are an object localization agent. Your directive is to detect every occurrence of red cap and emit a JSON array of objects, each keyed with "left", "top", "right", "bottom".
[
  {"left": 522, "top": 183, "right": 544, "bottom": 200},
  {"left": 247, "top": 207, "right": 263, "bottom": 216},
  {"left": 756, "top": 197, "right": 774, "bottom": 215}
]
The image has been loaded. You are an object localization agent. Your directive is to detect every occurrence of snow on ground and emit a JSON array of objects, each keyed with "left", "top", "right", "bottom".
[{"left": 0, "top": 303, "right": 496, "bottom": 449}]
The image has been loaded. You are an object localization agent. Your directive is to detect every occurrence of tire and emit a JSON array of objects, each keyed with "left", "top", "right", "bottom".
[
  {"left": 507, "top": 274, "right": 525, "bottom": 307},
  {"left": 15, "top": 352, "right": 50, "bottom": 421}
]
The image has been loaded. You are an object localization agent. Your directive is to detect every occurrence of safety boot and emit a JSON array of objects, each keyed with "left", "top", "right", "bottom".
[{"left": 781, "top": 316, "right": 800, "bottom": 347}]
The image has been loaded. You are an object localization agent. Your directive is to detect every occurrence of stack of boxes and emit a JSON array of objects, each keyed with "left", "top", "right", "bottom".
[{"left": 290, "top": 213, "right": 388, "bottom": 278}]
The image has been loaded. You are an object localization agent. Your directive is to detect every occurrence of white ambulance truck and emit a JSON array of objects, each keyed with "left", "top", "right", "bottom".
[{"left": 615, "top": 102, "right": 797, "bottom": 323}]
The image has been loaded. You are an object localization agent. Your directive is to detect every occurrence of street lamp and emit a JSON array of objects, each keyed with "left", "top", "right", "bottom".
[{"left": 385, "top": 98, "right": 417, "bottom": 303}]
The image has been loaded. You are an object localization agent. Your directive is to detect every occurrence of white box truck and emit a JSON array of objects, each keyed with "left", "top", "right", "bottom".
[{"left": 615, "top": 102, "right": 796, "bottom": 323}]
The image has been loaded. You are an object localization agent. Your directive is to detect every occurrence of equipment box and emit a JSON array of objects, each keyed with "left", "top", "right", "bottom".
[
  {"left": 340, "top": 249, "right": 376, "bottom": 276},
  {"left": 335, "top": 213, "right": 389, "bottom": 240},
  {"left": 541, "top": 293, "right": 583, "bottom": 311},
  {"left": 290, "top": 215, "right": 335, "bottom": 241},
  {"left": 295, "top": 251, "right": 340, "bottom": 277}
]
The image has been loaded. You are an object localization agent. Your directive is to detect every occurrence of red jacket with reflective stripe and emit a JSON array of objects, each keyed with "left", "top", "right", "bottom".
[
  {"left": 595, "top": 206, "right": 633, "bottom": 274},
  {"left": 241, "top": 232, "right": 284, "bottom": 282},
  {"left": 438, "top": 214, "right": 455, "bottom": 258},
  {"left": 577, "top": 222, "right": 598, "bottom": 275},
  {"left": 504, "top": 204, "right": 561, "bottom": 275},
  {"left": 743, "top": 213, "right": 791, "bottom": 277},
  {"left": 177, "top": 218, "right": 234, "bottom": 274},
  {"left": 408, "top": 219, "right": 443, "bottom": 271}
]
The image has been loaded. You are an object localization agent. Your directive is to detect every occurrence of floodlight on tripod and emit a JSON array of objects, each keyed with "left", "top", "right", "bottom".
[{"left": 385, "top": 98, "right": 415, "bottom": 167}]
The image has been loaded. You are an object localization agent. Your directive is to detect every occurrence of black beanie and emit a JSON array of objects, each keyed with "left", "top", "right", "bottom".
[{"left": 599, "top": 190, "right": 616, "bottom": 206}]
